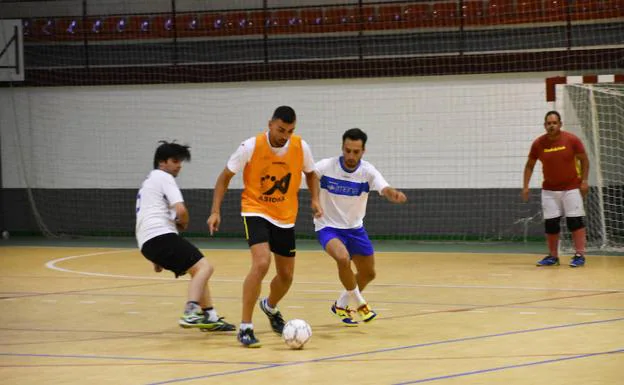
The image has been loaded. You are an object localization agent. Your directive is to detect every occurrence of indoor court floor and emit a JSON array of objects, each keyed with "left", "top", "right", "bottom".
[{"left": 1, "top": 238, "right": 623, "bottom": 385}]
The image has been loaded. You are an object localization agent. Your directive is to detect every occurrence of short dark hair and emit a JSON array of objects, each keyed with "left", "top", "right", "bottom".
[
  {"left": 272, "top": 106, "right": 296, "bottom": 124},
  {"left": 544, "top": 110, "right": 561, "bottom": 122},
  {"left": 153, "top": 141, "right": 191, "bottom": 169},
  {"left": 342, "top": 128, "right": 368, "bottom": 147}
]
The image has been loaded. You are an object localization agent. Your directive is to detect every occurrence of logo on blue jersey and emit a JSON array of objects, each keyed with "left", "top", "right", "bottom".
[{"left": 321, "top": 176, "right": 369, "bottom": 197}]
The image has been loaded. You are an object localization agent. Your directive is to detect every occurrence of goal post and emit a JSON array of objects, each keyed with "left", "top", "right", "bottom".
[{"left": 554, "top": 79, "right": 624, "bottom": 251}]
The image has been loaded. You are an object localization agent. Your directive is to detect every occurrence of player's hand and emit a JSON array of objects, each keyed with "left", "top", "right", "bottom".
[
  {"left": 311, "top": 200, "right": 323, "bottom": 218},
  {"left": 580, "top": 181, "right": 589, "bottom": 198},
  {"left": 391, "top": 190, "right": 407, "bottom": 203},
  {"left": 521, "top": 188, "right": 530, "bottom": 202},
  {"left": 384, "top": 188, "right": 407, "bottom": 203},
  {"left": 153, "top": 263, "right": 163, "bottom": 273},
  {"left": 207, "top": 213, "right": 221, "bottom": 235}
]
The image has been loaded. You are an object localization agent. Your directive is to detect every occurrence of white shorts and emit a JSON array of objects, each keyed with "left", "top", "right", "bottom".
[{"left": 541, "top": 189, "right": 585, "bottom": 220}]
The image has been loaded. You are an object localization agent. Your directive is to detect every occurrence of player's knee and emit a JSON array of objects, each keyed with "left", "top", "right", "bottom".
[
  {"left": 334, "top": 255, "right": 351, "bottom": 270},
  {"left": 277, "top": 269, "right": 294, "bottom": 285},
  {"left": 544, "top": 217, "right": 561, "bottom": 234},
  {"left": 204, "top": 263, "right": 214, "bottom": 277},
  {"left": 189, "top": 259, "right": 213, "bottom": 278},
  {"left": 360, "top": 269, "right": 376, "bottom": 283},
  {"left": 253, "top": 260, "right": 271, "bottom": 276},
  {"left": 566, "top": 216, "right": 585, "bottom": 232}
]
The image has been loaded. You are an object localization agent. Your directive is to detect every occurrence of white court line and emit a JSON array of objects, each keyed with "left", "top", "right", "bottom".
[
  {"left": 17, "top": 245, "right": 549, "bottom": 255},
  {"left": 519, "top": 311, "right": 537, "bottom": 315},
  {"left": 296, "top": 289, "right": 340, "bottom": 293},
  {"left": 44, "top": 249, "right": 245, "bottom": 282},
  {"left": 43, "top": 249, "right": 624, "bottom": 292}
]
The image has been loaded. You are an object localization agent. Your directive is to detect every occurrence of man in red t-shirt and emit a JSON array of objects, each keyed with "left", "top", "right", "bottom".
[{"left": 522, "top": 110, "right": 590, "bottom": 267}]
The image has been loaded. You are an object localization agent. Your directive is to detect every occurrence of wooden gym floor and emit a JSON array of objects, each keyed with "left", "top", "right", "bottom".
[{"left": 1, "top": 239, "right": 623, "bottom": 384}]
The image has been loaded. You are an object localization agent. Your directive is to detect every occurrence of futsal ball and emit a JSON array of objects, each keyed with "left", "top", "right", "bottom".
[{"left": 282, "top": 319, "right": 312, "bottom": 349}]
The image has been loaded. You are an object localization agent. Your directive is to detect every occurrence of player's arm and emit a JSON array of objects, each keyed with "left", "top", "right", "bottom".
[
  {"left": 381, "top": 186, "right": 407, "bottom": 203},
  {"left": 173, "top": 202, "right": 189, "bottom": 231},
  {"left": 304, "top": 170, "right": 323, "bottom": 218},
  {"left": 577, "top": 152, "right": 590, "bottom": 198},
  {"left": 369, "top": 164, "right": 406, "bottom": 204},
  {"left": 207, "top": 167, "right": 235, "bottom": 235},
  {"left": 522, "top": 157, "right": 537, "bottom": 202},
  {"left": 303, "top": 141, "right": 323, "bottom": 218},
  {"left": 162, "top": 175, "right": 187, "bottom": 231}
]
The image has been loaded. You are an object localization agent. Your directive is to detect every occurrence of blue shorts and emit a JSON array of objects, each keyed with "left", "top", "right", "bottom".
[{"left": 316, "top": 226, "right": 374, "bottom": 257}]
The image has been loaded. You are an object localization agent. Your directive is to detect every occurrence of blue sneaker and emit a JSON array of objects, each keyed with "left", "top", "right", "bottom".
[
  {"left": 237, "top": 328, "right": 261, "bottom": 348},
  {"left": 569, "top": 254, "right": 586, "bottom": 268},
  {"left": 536, "top": 255, "right": 560, "bottom": 266},
  {"left": 331, "top": 302, "right": 358, "bottom": 326},
  {"left": 259, "top": 298, "right": 285, "bottom": 335}
]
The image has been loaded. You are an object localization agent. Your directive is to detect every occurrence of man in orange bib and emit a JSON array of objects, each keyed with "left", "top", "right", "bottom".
[{"left": 207, "top": 106, "right": 322, "bottom": 347}]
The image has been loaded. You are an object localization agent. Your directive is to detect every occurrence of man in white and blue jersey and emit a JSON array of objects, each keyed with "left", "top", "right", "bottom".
[{"left": 314, "top": 128, "right": 407, "bottom": 326}]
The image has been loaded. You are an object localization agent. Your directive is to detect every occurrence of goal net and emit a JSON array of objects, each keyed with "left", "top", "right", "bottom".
[
  {"left": 1, "top": 1, "right": 622, "bottom": 243},
  {"left": 557, "top": 83, "right": 624, "bottom": 251}
]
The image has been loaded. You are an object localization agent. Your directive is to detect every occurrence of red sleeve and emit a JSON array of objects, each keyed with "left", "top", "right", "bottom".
[
  {"left": 571, "top": 134, "right": 586, "bottom": 155},
  {"left": 528, "top": 139, "right": 540, "bottom": 160}
]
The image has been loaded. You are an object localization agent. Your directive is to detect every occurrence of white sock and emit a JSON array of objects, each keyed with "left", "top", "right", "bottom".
[
  {"left": 205, "top": 309, "right": 219, "bottom": 322},
  {"left": 336, "top": 290, "right": 350, "bottom": 308},
  {"left": 263, "top": 298, "right": 278, "bottom": 314},
  {"left": 349, "top": 286, "right": 367, "bottom": 306},
  {"left": 240, "top": 323, "right": 253, "bottom": 331}
]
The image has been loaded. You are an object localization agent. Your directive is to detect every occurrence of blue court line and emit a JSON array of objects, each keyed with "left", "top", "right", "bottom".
[
  {"left": 392, "top": 349, "right": 624, "bottom": 384},
  {"left": 142, "top": 317, "right": 624, "bottom": 385}
]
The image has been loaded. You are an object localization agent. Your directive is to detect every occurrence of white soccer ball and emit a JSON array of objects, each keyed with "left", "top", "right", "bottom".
[{"left": 282, "top": 319, "right": 312, "bottom": 349}]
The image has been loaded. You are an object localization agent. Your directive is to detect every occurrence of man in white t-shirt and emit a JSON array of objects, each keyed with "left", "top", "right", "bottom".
[
  {"left": 314, "top": 128, "right": 407, "bottom": 326},
  {"left": 136, "top": 141, "right": 234, "bottom": 331}
]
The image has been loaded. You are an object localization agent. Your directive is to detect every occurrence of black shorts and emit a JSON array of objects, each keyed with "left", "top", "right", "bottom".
[
  {"left": 140, "top": 233, "right": 204, "bottom": 277},
  {"left": 243, "top": 216, "right": 296, "bottom": 257}
]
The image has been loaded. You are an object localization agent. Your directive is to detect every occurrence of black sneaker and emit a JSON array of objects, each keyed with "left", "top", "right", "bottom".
[
  {"left": 569, "top": 254, "right": 586, "bottom": 268},
  {"left": 199, "top": 317, "right": 236, "bottom": 332},
  {"left": 237, "top": 328, "right": 261, "bottom": 348},
  {"left": 259, "top": 298, "right": 285, "bottom": 335}
]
